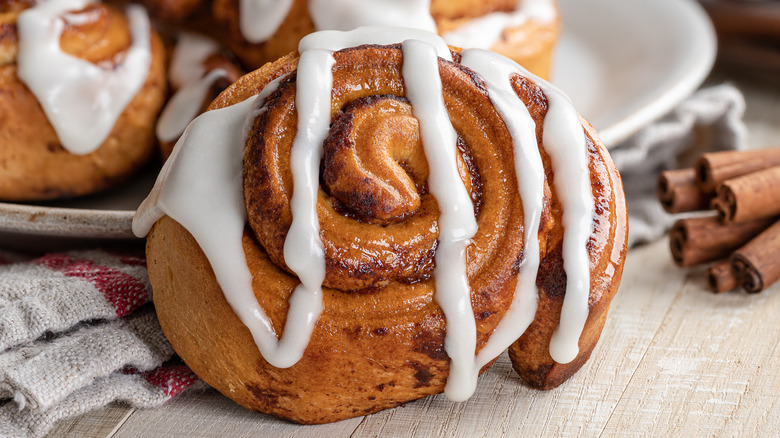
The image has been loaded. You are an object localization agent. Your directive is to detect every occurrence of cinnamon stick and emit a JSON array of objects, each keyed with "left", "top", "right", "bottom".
[
  {"left": 699, "top": 0, "right": 780, "bottom": 41},
  {"left": 695, "top": 148, "right": 780, "bottom": 194},
  {"left": 731, "top": 219, "right": 780, "bottom": 293},
  {"left": 669, "top": 215, "right": 775, "bottom": 267},
  {"left": 717, "top": 36, "right": 780, "bottom": 81},
  {"left": 707, "top": 260, "right": 739, "bottom": 294},
  {"left": 712, "top": 166, "right": 780, "bottom": 223},
  {"left": 657, "top": 168, "right": 711, "bottom": 213}
]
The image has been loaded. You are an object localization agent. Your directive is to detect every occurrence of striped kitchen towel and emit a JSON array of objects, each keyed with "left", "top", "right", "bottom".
[{"left": 0, "top": 250, "right": 202, "bottom": 438}]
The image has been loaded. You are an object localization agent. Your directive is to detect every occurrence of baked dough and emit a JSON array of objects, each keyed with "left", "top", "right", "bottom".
[
  {"left": 143, "top": 41, "right": 627, "bottom": 423},
  {"left": 0, "top": 2, "right": 166, "bottom": 201}
]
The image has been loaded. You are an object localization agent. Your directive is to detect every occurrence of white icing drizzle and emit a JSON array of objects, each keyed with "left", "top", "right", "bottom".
[
  {"left": 280, "top": 48, "right": 335, "bottom": 365},
  {"left": 401, "top": 39, "right": 478, "bottom": 402},
  {"left": 156, "top": 33, "right": 226, "bottom": 143},
  {"left": 299, "top": 26, "right": 451, "bottom": 61},
  {"left": 134, "top": 27, "right": 593, "bottom": 402},
  {"left": 135, "top": 75, "right": 326, "bottom": 368},
  {"left": 168, "top": 32, "right": 220, "bottom": 90},
  {"left": 459, "top": 49, "right": 544, "bottom": 373},
  {"left": 62, "top": 8, "right": 102, "bottom": 25},
  {"left": 17, "top": 0, "right": 152, "bottom": 155},
  {"left": 308, "top": 0, "right": 436, "bottom": 33},
  {"left": 240, "top": 0, "right": 294, "bottom": 44},
  {"left": 157, "top": 69, "right": 227, "bottom": 143},
  {"left": 530, "top": 73, "right": 593, "bottom": 365},
  {"left": 442, "top": 0, "right": 557, "bottom": 50}
]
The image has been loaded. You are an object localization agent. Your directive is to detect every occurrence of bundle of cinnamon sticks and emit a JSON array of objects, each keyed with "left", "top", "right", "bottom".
[{"left": 657, "top": 148, "right": 780, "bottom": 293}]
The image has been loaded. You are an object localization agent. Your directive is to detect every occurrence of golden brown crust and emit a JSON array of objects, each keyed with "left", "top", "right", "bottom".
[
  {"left": 151, "top": 216, "right": 451, "bottom": 424},
  {"left": 148, "top": 44, "right": 627, "bottom": 423},
  {"left": 210, "top": 0, "right": 559, "bottom": 79},
  {"left": 0, "top": 2, "right": 167, "bottom": 201},
  {"left": 212, "top": 0, "right": 313, "bottom": 70}
]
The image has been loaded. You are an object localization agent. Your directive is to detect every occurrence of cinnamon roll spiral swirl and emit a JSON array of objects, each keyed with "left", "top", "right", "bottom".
[{"left": 137, "top": 29, "right": 627, "bottom": 424}]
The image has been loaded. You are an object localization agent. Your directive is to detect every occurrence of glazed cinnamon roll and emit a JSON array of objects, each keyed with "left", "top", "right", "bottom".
[
  {"left": 0, "top": 0, "right": 166, "bottom": 201},
  {"left": 212, "top": 0, "right": 559, "bottom": 79},
  {"left": 134, "top": 27, "right": 626, "bottom": 424}
]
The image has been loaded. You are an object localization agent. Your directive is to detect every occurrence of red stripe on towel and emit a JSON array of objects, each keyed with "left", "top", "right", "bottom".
[{"left": 34, "top": 253, "right": 149, "bottom": 317}]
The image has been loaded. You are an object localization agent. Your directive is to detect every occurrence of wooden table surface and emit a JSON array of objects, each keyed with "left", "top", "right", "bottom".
[{"left": 46, "top": 68, "right": 780, "bottom": 438}]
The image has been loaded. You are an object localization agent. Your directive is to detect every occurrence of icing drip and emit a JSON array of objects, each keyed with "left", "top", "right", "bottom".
[
  {"left": 134, "top": 27, "right": 592, "bottom": 401},
  {"left": 240, "top": 0, "right": 293, "bottom": 44},
  {"left": 401, "top": 39, "right": 478, "bottom": 402},
  {"left": 459, "top": 49, "right": 544, "bottom": 373},
  {"left": 135, "top": 76, "right": 326, "bottom": 368},
  {"left": 156, "top": 34, "right": 227, "bottom": 143},
  {"left": 279, "top": 48, "right": 335, "bottom": 366},
  {"left": 17, "top": 0, "right": 152, "bottom": 155},
  {"left": 61, "top": 8, "right": 102, "bottom": 25},
  {"left": 443, "top": 0, "right": 557, "bottom": 50},
  {"left": 533, "top": 76, "right": 593, "bottom": 365},
  {"left": 309, "top": 0, "right": 435, "bottom": 33},
  {"left": 463, "top": 48, "right": 592, "bottom": 367},
  {"left": 157, "top": 70, "right": 226, "bottom": 143},
  {"left": 168, "top": 33, "right": 220, "bottom": 90},
  {"left": 136, "top": 26, "right": 456, "bottom": 372}
]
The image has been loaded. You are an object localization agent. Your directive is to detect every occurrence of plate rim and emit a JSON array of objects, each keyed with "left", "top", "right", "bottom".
[
  {"left": 0, "top": 201, "right": 135, "bottom": 238},
  {"left": 583, "top": 0, "right": 717, "bottom": 146}
]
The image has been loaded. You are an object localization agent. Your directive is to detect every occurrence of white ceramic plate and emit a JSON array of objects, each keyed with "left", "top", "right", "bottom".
[
  {"left": 0, "top": 0, "right": 716, "bottom": 248},
  {"left": 554, "top": 0, "right": 716, "bottom": 147},
  {"left": 0, "top": 168, "right": 157, "bottom": 250}
]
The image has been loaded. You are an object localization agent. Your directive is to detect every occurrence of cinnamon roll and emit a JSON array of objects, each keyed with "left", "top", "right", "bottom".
[
  {"left": 212, "top": 0, "right": 559, "bottom": 79},
  {"left": 134, "top": 27, "right": 627, "bottom": 423},
  {"left": 0, "top": 0, "right": 165, "bottom": 201}
]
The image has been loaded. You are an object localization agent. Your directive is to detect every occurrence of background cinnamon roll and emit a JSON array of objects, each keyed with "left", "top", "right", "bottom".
[
  {"left": 156, "top": 32, "right": 242, "bottom": 159},
  {"left": 0, "top": 0, "right": 165, "bottom": 201},
  {"left": 212, "top": 0, "right": 560, "bottom": 79},
  {"left": 134, "top": 28, "right": 626, "bottom": 424}
]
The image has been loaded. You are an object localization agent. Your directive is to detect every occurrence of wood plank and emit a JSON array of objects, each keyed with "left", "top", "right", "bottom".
[
  {"left": 601, "top": 259, "right": 780, "bottom": 436},
  {"left": 46, "top": 405, "right": 133, "bottom": 438},
  {"left": 110, "top": 390, "right": 362, "bottom": 438}
]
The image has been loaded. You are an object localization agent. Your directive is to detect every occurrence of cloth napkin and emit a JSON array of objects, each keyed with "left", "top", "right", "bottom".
[
  {"left": 0, "top": 83, "right": 748, "bottom": 438},
  {"left": 609, "top": 83, "right": 747, "bottom": 247},
  {"left": 0, "top": 250, "right": 203, "bottom": 438}
]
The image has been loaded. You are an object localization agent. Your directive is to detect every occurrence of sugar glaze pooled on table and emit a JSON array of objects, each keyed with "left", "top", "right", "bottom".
[{"left": 134, "top": 26, "right": 593, "bottom": 402}]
